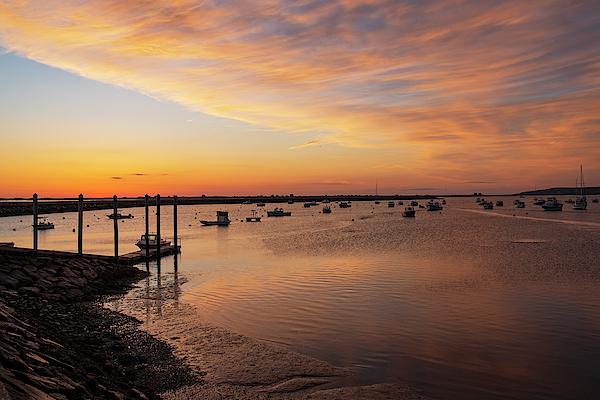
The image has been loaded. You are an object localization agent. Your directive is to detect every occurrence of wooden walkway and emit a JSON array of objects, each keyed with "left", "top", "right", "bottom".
[{"left": 118, "top": 245, "right": 181, "bottom": 265}]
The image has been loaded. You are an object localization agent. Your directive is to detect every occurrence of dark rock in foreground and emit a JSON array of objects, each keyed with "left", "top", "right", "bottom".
[{"left": 0, "top": 247, "right": 199, "bottom": 399}]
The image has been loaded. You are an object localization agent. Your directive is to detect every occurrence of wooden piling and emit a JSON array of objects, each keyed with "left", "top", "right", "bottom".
[
  {"left": 156, "top": 194, "right": 161, "bottom": 262},
  {"left": 113, "top": 195, "right": 118, "bottom": 258},
  {"left": 33, "top": 193, "right": 38, "bottom": 250},
  {"left": 145, "top": 194, "right": 149, "bottom": 259},
  {"left": 173, "top": 195, "right": 178, "bottom": 254},
  {"left": 78, "top": 194, "right": 83, "bottom": 254}
]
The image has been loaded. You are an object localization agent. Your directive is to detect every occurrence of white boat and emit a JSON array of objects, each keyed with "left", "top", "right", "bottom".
[
  {"left": 135, "top": 234, "right": 171, "bottom": 249},
  {"left": 242, "top": 200, "right": 252, "bottom": 205},
  {"left": 322, "top": 198, "right": 330, "bottom": 203},
  {"left": 402, "top": 206, "right": 416, "bottom": 217},
  {"left": 388, "top": 201, "right": 395, "bottom": 207},
  {"left": 107, "top": 211, "right": 134, "bottom": 219},
  {"left": 287, "top": 199, "right": 294, "bottom": 204},
  {"left": 200, "top": 211, "right": 231, "bottom": 225},
  {"left": 573, "top": 166, "right": 587, "bottom": 210},
  {"left": 426, "top": 201, "right": 443, "bottom": 211},
  {"left": 322, "top": 206, "right": 331, "bottom": 213},
  {"left": 483, "top": 202, "right": 494, "bottom": 209},
  {"left": 542, "top": 198, "right": 563, "bottom": 211},
  {"left": 257, "top": 202, "right": 265, "bottom": 207},
  {"left": 267, "top": 208, "right": 291, "bottom": 217},
  {"left": 33, "top": 217, "right": 54, "bottom": 230},
  {"left": 339, "top": 202, "right": 351, "bottom": 208}
]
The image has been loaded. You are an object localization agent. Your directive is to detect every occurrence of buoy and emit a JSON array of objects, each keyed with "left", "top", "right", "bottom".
[{"left": 73, "top": 229, "right": 75, "bottom": 232}]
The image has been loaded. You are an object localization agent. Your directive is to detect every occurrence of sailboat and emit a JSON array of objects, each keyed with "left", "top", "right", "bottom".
[
  {"left": 375, "top": 183, "right": 380, "bottom": 204},
  {"left": 573, "top": 165, "right": 587, "bottom": 210}
]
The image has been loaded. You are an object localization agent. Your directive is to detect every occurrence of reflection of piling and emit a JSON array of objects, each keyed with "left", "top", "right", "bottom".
[
  {"left": 174, "top": 195, "right": 178, "bottom": 254},
  {"left": 156, "top": 194, "right": 161, "bottom": 262},
  {"left": 78, "top": 194, "right": 83, "bottom": 254},
  {"left": 33, "top": 193, "right": 38, "bottom": 250},
  {"left": 113, "top": 195, "right": 118, "bottom": 258},
  {"left": 145, "top": 194, "right": 149, "bottom": 259}
]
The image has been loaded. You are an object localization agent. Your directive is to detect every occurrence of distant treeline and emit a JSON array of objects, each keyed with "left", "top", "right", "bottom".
[{"left": 520, "top": 187, "right": 600, "bottom": 196}]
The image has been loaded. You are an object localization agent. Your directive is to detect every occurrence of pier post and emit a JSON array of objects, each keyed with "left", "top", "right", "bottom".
[
  {"left": 113, "top": 195, "right": 118, "bottom": 258},
  {"left": 33, "top": 193, "right": 38, "bottom": 250},
  {"left": 145, "top": 194, "right": 149, "bottom": 259},
  {"left": 156, "top": 194, "right": 161, "bottom": 261},
  {"left": 78, "top": 194, "right": 83, "bottom": 254},
  {"left": 173, "top": 195, "right": 178, "bottom": 255}
]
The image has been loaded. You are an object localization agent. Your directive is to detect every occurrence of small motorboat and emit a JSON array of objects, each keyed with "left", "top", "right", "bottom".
[
  {"left": 322, "top": 206, "right": 331, "bottom": 213},
  {"left": 403, "top": 207, "right": 416, "bottom": 217},
  {"left": 398, "top": 201, "right": 404, "bottom": 205},
  {"left": 201, "top": 211, "right": 231, "bottom": 225},
  {"left": 483, "top": 202, "right": 494, "bottom": 209},
  {"left": 246, "top": 210, "right": 261, "bottom": 222},
  {"left": 339, "top": 202, "right": 351, "bottom": 208},
  {"left": 388, "top": 201, "right": 395, "bottom": 207},
  {"left": 33, "top": 217, "right": 54, "bottom": 230},
  {"left": 107, "top": 211, "right": 134, "bottom": 219},
  {"left": 410, "top": 201, "right": 418, "bottom": 207},
  {"left": 135, "top": 234, "right": 171, "bottom": 249},
  {"left": 426, "top": 201, "right": 443, "bottom": 211},
  {"left": 288, "top": 199, "right": 294, "bottom": 204},
  {"left": 516, "top": 201, "right": 525, "bottom": 208},
  {"left": 542, "top": 198, "right": 563, "bottom": 211},
  {"left": 257, "top": 202, "right": 265, "bottom": 207},
  {"left": 496, "top": 201, "right": 504, "bottom": 207},
  {"left": 242, "top": 200, "right": 252, "bottom": 205},
  {"left": 322, "top": 198, "right": 330, "bottom": 203},
  {"left": 592, "top": 199, "right": 599, "bottom": 203},
  {"left": 267, "top": 208, "right": 292, "bottom": 217}
]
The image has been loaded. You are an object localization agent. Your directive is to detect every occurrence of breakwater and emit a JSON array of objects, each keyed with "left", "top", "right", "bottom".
[
  {"left": 0, "top": 194, "right": 436, "bottom": 218},
  {"left": 0, "top": 247, "right": 197, "bottom": 399}
]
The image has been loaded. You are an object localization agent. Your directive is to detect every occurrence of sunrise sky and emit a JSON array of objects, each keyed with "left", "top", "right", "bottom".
[{"left": 1, "top": 0, "right": 599, "bottom": 198}]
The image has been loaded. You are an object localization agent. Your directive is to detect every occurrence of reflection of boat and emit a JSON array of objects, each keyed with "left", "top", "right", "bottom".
[
  {"left": 542, "top": 198, "right": 563, "bottom": 211},
  {"left": 246, "top": 210, "right": 261, "bottom": 222},
  {"left": 339, "top": 202, "right": 351, "bottom": 208},
  {"left": 107, "top": 211, "right": 134, "bottom": 219},
  {"left": 33, "top": 217, "right": 54, "bottom": 230},
  {"left": 267, "top": 208, "right": 291, "bottom": 217},
  {"left": 403, "top": 207, "right": 415, "bottom": 217},
  {"left": 135, "top": 234, "right": 171, "bottom": 249},
  {"left": 200, "top": 211, "right": 231, "bottom": 226},
  {"left": 388, "top": 201, "right": 395, "bottom": 207},
  {"left": 426, "top": 201, "right": 443, "bottom": 211},
  {"left": 323, "top": 206, "right": 331, "bottom": 213}
]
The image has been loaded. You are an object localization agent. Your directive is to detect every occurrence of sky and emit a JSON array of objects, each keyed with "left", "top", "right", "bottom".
[{"left": 1, "top": 0, "right": 599, "bottom": 198}]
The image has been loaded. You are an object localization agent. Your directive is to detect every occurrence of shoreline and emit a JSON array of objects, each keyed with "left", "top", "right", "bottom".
[{"left": 1, "top": 247, "right": 432, "bottom": 399}]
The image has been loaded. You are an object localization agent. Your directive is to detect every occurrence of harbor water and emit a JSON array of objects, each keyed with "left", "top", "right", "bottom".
[{"left": 2, "top": 197, "right": 600, "bottom": 399}]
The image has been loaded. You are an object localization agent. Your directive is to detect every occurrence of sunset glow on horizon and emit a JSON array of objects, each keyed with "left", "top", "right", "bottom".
[{"left": 1, "top": 0, "right": 599, "bottom": 198}]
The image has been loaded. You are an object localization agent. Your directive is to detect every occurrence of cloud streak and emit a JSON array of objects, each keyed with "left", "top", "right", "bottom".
[{"left": 1, "top": 0, "right": 599, "bottom": 181}]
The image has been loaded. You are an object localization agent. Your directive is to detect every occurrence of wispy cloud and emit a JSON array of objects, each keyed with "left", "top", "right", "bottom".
[
  {"left": 1, "top": 0, "right": 599, "bottom": 178},
  {"left": 289, "top": 140, "right": 321, "bottom": 149}
]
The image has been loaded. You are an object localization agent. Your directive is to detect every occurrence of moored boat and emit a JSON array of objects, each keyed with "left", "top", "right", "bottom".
[
  {"left": 33, "top": 217, "right": 54, "bottom": 230},
  {"left": 322, "top": 206, "right": 331, "bottom": 213},
  {"left": 483, "top": 202, "right": 494, "bottom": 209},
  {"left": 542, "top": 198, "right": 563, "bottom": 211},
  {"left": 0, "top": 242, "right": 15, "bottom": 247},
  {"left": 267, "top": 208, "right": 292, "bottom": 217},
  {"left": 426, "top": 201, "right": 443, "bottom": 211},
  {"left": 516, "top": 201, "right": 525, "bottom": 208},
  {"left": 339, "top": 202, "right": 351, "bottom": 208},
  {"left": 573, "top": 165, "right": 587, "bottom": 210},
  {"left": 246, "top": 210, "right": 261, "bottom": 222},
  {"left": 402, "top": 206, "right": 416, "bottom": 217},
  {"left": 496, "top": 201, "right": 504, "bottom": 207},
  {"left": 135, "top": 234, "right": 171, "bottom": 249},
  {"left": 107, "top": 211, "right": 134, "bottom": 219},
  {"left": 200, "top": 211, "right": 231, "bottom": 225},
  {"left": 388, "top": 201, "right": 395, "bottom": 207}
]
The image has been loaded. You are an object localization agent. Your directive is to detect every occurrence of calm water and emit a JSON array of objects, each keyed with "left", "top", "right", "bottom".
[{"left": 2, "top": 197, "right": 600, "bottom": 399}]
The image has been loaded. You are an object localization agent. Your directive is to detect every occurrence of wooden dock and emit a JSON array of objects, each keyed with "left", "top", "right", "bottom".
[{"left": 118, "top": 245, "right": 181, "bottom": 265}]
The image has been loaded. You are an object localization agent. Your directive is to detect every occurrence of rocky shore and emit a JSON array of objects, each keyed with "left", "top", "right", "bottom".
[{"left": 0, "top": 247, "right": 199, "bottom": 399}]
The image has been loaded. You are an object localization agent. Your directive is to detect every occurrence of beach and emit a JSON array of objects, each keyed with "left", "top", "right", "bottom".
[{"left": 0, "top": 247, "right": 430, "bottom": 399}]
